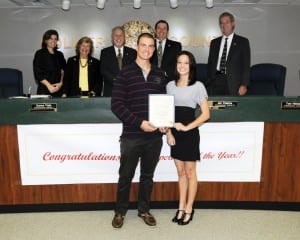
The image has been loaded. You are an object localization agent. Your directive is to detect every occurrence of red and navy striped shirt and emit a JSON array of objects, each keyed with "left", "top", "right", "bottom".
[{"left": 111, "top": 61, "right": 166, "bottom": 139}]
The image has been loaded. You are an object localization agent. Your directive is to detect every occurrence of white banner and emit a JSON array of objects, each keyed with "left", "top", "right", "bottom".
[{"left": 17, "top": 122, "right": 264, "bottom": 185}]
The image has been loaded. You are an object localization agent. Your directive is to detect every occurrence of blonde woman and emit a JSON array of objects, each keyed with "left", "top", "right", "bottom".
[{"left": 63, "top": 37, "right": 101, "bottom": 97}]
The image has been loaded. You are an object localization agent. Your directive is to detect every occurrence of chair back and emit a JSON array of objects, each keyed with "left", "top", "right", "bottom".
[
  {"left": 248, "top": 63, "right": 286, "bottom": 96},
  {"left": 0, "top": 68, "right": 23, "bottom": 98},
  {"left": 196, "top": 63, "right": 209, "bottom": 87}
]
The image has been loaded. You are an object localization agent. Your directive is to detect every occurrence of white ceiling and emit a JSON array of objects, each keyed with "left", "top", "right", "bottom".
[{"left": 1, "top": 0, "right": 300, "bottom": 9}]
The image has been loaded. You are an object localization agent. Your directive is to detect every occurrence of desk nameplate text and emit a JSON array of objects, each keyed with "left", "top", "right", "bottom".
[
  {"left": 30, "top": 103, "right": 57, "bottom": 112},
  {"left": 281, "top": 101, "right": 300, "bottom": 110},
  {"left": 208, "top": 101, "right": 238, "bottom": 110}
]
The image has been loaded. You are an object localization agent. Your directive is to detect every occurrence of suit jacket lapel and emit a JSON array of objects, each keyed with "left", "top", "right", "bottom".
[
  {"left": 73, "top": 57, "right": 79, "bottom": 85},
  {"left": 212, "top": 38, "right": 222, "bottom": 68},
  {"left": 123, "top": 47, "right": 129, "bottom": 65},
  {"left": 162, "top": 39, "right": 170, "bottom": 59},
  {"left": 227, "top": 34, "right": 237, "bottom": 62},
  {"left": 87, "top": 57, "right": 93, "bottom": 87},
  {"left": 110, "top": 46, "right": 119, "bottom": 69},
  {"left": 216, "top": 37, "right": 222, "bottom": 55}
]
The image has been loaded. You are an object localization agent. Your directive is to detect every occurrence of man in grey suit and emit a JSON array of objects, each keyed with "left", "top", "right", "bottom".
[
  {"left": 207, "top": 12, "right": 251, "bottom": 96},
  {"left": 151, "top": 20, "right": 182, "bottom": 82},
  {"left": 100, "top": 26, "right": 136, "bottom": 96}
]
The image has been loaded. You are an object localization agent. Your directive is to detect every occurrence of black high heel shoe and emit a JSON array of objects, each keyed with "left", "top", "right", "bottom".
[
  {"left": 172, "top": 210, "right": 185, "bottom": 223},
  {"left": 178, "top": 209, "right": 194, "bottom": 225}
]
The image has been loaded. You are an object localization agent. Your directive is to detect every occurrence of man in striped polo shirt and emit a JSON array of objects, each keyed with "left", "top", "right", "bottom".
[{"left": 111, "top": 33, "right": 167, "bottom": 228}]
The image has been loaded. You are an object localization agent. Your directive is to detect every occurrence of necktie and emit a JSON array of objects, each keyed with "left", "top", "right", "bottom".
[
  {"left": 157, "top": 41, "right": 162, "bottom": 68},
  {"left": 220, "top": 38, "right": 228, "bottom": 74},
  {"left": 117, "top": 48, "right": 122, "bottom": 70}
]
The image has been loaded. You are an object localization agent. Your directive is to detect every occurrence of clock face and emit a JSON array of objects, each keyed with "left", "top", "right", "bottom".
[{"left": 122, "top": 20, "right": 155, "bottom": 49}]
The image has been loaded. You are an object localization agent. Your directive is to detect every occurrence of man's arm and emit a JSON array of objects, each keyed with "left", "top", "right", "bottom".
[
  {"left": 240, "top": 38, "right": 251, "bottom": 87},
  {"left": 111, "top": 72, "right": 143, "bottom": 128},
  {"left": 238, "top": 37, "right": 251, "bottom": 96}
]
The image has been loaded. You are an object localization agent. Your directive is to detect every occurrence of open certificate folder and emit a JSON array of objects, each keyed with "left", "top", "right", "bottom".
[{"left": 149, "top": 94, "right": 175, "bottom": 127}]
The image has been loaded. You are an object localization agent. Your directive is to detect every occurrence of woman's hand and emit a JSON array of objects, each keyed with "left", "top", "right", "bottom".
[
  {"left": 47, "top": 84, "right": 58, "bottom": 93},
  {"left": 174, "top": 122, "right": 188, "bottom": 132},
  {"left": 159, "top": 127, "right": 169, "bottom": 134},
  {"left": 166, "top": 131, "right": 176, "bottom": 146},
  {"left": 48, "top": 84, "right": 60, "bottom": 93},
  {"left": 54, "top": 81, "right": 63, "bottom": 90},
  {"left": 41, "top": 79, "right": 60, "bottom": 94}
]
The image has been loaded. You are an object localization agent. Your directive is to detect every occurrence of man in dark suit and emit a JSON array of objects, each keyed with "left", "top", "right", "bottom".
[
  {"left": 151, "top": 20, "right": 182, "bottom": 82},
  {"left": 100, "top": 26, "right": 136, "bottom": 96},
  {"left": 207, "top": 12, "right": 251, "bottom": 96}
]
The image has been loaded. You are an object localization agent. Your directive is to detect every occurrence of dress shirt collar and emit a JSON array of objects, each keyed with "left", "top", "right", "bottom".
[
  {"left": 114, "top": 46, "right": 124, "bottom": 56},
  {"left": 222, "top": 32, "right": 234, "bottom": 46}
]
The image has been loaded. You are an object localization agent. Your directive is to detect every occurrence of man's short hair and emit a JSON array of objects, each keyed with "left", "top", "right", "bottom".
[
  {"left": 137, "top": 32, "right": 155, "bottom": 44},
  {"left": 111, "top": 26, "right": 125, "bottom": 38},
  {"left": 219, "top": 12, "right": 235, "bottom": 24},
  {"left": 154, "top": 20, "right": 169, "bottom": 31}
]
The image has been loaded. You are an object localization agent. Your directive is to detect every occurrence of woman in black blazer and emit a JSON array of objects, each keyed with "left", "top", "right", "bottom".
[
  {"left": 63, "top": 37, "right": 102, "bottom": 97},
  {"left": 33, "top": 29, "right": 66, "bottom": 97}
]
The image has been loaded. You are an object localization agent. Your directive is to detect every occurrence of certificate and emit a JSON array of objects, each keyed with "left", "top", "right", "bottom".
[{"left": 149, "top": 94, "right": 174, "bottom": 127}]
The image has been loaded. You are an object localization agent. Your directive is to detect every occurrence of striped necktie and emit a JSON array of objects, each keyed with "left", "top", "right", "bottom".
[{"left": 220, "top": 38, "right": 228, "bottom": 74}]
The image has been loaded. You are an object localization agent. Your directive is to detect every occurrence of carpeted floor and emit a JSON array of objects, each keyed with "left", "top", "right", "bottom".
[{"left": 0, "top": 209, "right": 299, "bottom": 240}]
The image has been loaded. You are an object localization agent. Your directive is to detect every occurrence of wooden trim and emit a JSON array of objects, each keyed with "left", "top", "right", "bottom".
[{"left": 0, "top": 123, "right": 300, "bottom": 205}]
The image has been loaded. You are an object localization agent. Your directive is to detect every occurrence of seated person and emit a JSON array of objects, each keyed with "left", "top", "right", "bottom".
[{"left": 63, "top": 37, "right": 102, "bottom": 97}]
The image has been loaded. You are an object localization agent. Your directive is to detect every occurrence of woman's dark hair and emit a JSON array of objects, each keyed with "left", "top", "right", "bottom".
[
  {"left": 174, "top": 50, "right": 197, "bottom": 86},
  {"left": 75, "top": 37, "right": 94, "bottom": 56},
  {"left": 41, "top": 29, "right": 59, "bottom": 49}
]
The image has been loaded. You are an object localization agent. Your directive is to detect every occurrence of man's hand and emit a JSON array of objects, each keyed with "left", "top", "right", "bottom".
[
  {"left": 159, "top": 127, "right": 169, "bottom": 134},
  {"left": 140, "top": 120, "right": 157, "bottom": 132},
  {"left": 238, "top": 85, "right": 247, "bottom": 96}
]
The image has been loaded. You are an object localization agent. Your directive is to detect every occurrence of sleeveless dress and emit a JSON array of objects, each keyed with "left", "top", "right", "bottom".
[{"left": 166, "top": 81, "right": 208, "bottom": 161}]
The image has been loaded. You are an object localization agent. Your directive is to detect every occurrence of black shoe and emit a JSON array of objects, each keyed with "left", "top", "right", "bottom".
[
  {"left": 178, "top": 209, "right": 194, "bottom": 226},
  {"left": 138, "top": 212, "right": 156, "bottom": 226},
  {"left": 112, "top": 213, "right": 124, "bottom": 228},
  {"left": 172, "top": 210, "right": 185, "bottom": 223}
]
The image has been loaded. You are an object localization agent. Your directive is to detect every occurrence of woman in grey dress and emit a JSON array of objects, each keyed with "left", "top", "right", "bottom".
[{"left": 166, "top": 51, "right": 210, "bottom": 225}]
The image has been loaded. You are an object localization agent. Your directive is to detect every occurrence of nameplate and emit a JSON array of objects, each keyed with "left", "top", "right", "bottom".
[
  {"left": 281, "top": 101, "right": 300, "bottom": 110},
  {"left": 30, "top": 103, "right": 57, "bottom": 112},
  {"left": 208, "top": 101, "right": 238, "bottom": 110}
]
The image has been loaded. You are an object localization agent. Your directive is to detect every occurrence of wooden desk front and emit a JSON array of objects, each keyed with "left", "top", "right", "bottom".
[{"left": 0, "top": 97, "right": 299, "bottom": 206}]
